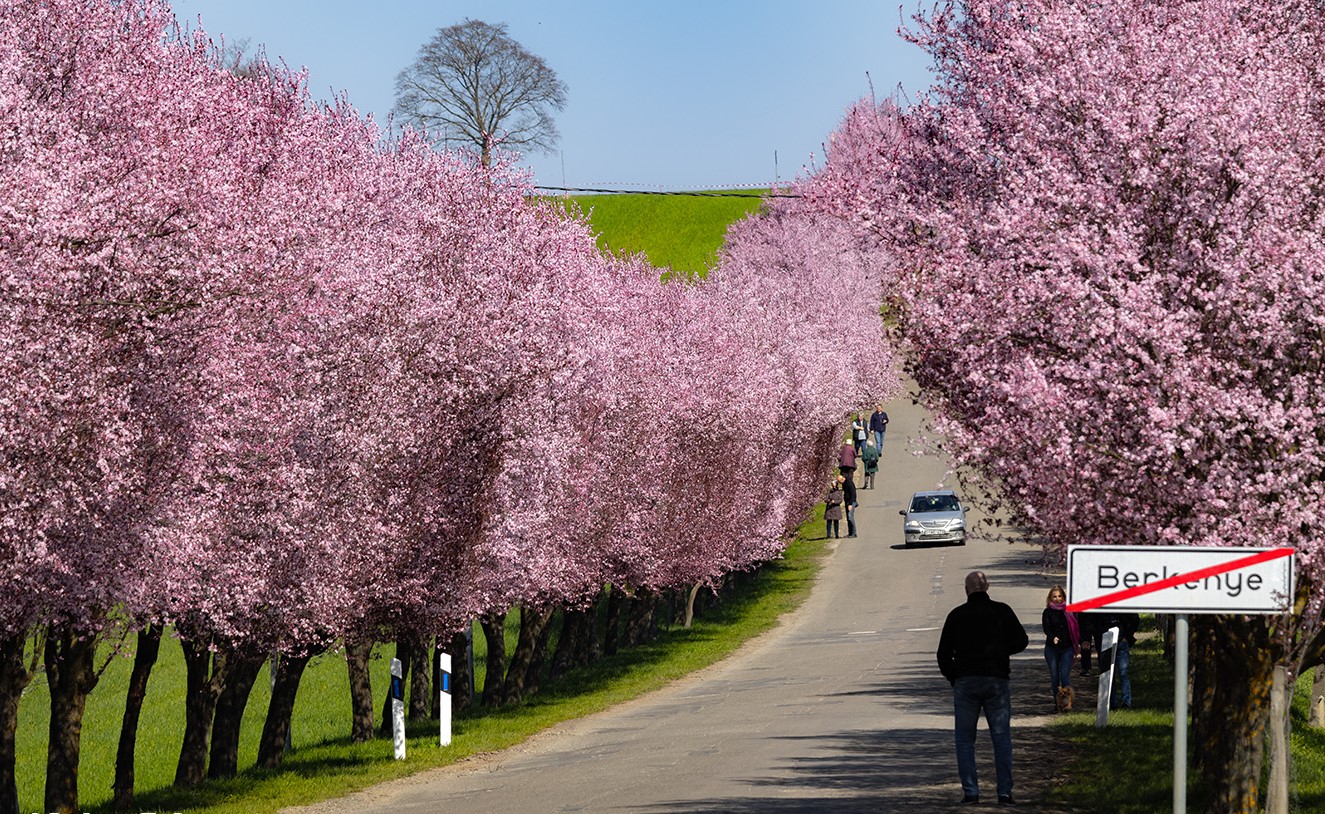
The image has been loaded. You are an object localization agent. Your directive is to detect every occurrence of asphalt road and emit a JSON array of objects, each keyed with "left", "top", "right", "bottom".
[{"left": 287, "top": 392, "right": 1081, "bottom": 814}]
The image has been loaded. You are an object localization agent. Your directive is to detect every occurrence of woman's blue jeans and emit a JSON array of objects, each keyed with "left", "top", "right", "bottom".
[
  {"left": 1045, "top": 645, "right": 1074, "bottom": 697},
  {"left": 953, "top": 675, "right": 1013, "bottom": 799}
]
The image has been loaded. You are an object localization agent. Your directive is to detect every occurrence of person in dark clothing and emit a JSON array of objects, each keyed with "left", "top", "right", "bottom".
[
  {"left": 1042, "top": 586, "right": 1078, "bottom": 710},
  {"left": 838, "top": 439, "right": 857, "bottom": 482},
  {"left": 1077, "top": 612, "right": 1102, "bottom": 675},
  {"left": 842, "top": 474, "right": 858, "bottom": 537},
  {"left": 869, "top": 405, "right": 889, "bottom": 450},
  {"left": 937, "top": 571, "right": 1029, "bottom": 806},
  {"left": 1095, "top": 610, "right": 1140, "bottom": 708},
  {"left": 824, "top": 477, "right": 844, "bottom": 539}
]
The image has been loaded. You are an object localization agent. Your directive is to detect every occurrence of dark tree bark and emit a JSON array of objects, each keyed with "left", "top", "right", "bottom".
[
  {"left": 0, "top": 632, "right": 34, "bottom": 814},
  {"left": 345, "top": 640, "right": 375, "bottom": 742},
  {"left": 501, "top": 606, "right": 554, "bottom": 705},
  {"left": 174, "top": 636, "right": 229, "bottom": 787},
  {"left": 603, "top": 586, "right": 623, "bottom": 657},
  {"left": 206, "top": 652, "right": 264, "bottom": 779},
  {"left": 623, "top": 588, "right": 658, "bottom": 647},
  {"left": 442, "top": 629, "right": 472, "bottom": 714},
  {"left": 255, "top": 653, "right": 311, "bottom": 770},
  {"left": 480, "top": 612, "right": 507, "bottom": 706},
  {"left": 112, "top": 624, "right": 162, "bottom": 811},
  {"left": 43, "top": 627, "right": 99, "bottom": 814},
  {"left": 550, "top": 605, "right": 601, "bottom": 680},
  {"left": 408, "top": 636, "right": 431, "bottom": 722},
  {"left": 525, "top": 610, "right": 555, "bottom": 698},
  {"left": 1192, "top": 616, "right": 1276, "bottom": 814}
]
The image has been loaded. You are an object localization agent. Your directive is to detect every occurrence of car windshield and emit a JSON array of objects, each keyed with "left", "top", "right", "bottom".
[{"left": 911, "top": 495, "right": 960, "bottom": 513}]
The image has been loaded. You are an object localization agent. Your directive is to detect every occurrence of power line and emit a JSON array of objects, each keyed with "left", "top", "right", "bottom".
[{"left": 535, "top": 185, "right": 800, "bottom": 198}]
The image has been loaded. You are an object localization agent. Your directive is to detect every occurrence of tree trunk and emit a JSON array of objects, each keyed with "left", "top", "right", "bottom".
[
  {"left": 408, "top": 636, "right": 431, "bottom": 722},
  {"left": 624, "top": 588, "right": 657, "bottom": 647},
  {"left": 1310, "top": 666, "right": 1325, "bottom": 729},
  {"left": 501, "top": 606, "right": 554, "bottom": 705},
  {"left": 1193, "top": 616, "right": 1275, "bottom": 814},
  {"left": 0, "top": 632, "right": 34, "bottom": 814},
  {"left": 345, "top": 640, "right": 375, "bottom": 742},
  {"left": 603, "top": 586, "right": 623, "bottom": 657},
  {"left": 43, "top": 628, "right": 99, "bottom": 814},
  {"left": 442, "top": 630, "right": 472, "bottom": 715},
  {"left": 1265, "top": 665, "right": 1290, "bottom": 814},
  {"left": 255, "top": 653, "right": 311, "bottom": 770},
  {"left": 684, "top": 582, "right": 703, "bottom": 629},
  {"left": 112, "top": 624, "right": 162, "bottom": 811},
  {"left": 525, "top": 610, "right": 554, "bottom": 698},
  {"left": 550, "top": 605, "right": 601, "bottom": 681},
  {"left": 174, "top": 636, "right": 229, "bottom": 787},
  {"left": 380, "top": 641, "right": 412, "bottom": 735},
  {"left": 480, "top": 612, "right": 507, "bottom": 706},
  {"left": 206, "top": 653, "right": 264, "bottom": 779}
]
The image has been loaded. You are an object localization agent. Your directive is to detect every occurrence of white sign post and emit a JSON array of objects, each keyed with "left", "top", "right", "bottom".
[
  {"left": 1095, "top": 626, "right": 1118, "bottom": 728},
  {"left": 1067, "top": 545, "right": 1294, "bottom": 814},
  {"left": 438, "top": 651, "right": 452, "bottom": 747},
  {"left": 389, "top": 657, "right": 406, "bottom": 760}
]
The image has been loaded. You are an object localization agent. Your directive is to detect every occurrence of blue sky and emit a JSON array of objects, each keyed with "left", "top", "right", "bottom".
[{"left": 171, "top": 1, "right": 933, "bottom": 191}]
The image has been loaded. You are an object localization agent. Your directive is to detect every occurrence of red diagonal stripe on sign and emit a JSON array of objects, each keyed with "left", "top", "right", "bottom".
[{"left": 1065, "top": 547, "right": 1294, "bottom": 612}]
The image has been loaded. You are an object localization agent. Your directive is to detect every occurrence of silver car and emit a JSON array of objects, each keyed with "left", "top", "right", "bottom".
[{"left": 899, "top": 490, "right": 968, "bottom": 547}]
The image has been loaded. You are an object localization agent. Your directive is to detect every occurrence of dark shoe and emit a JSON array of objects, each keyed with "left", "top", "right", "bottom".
[
  {"left": 998, "top": 794, "right": 1014, "bottom": 806},
  {"left": 960, "top": 794, "right": 980, "bottom": 805},
  {"left": 847, "top": 533, "right": 857, "bottom": 538}
]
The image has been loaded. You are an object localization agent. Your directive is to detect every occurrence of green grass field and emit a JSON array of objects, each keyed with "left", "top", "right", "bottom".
[{"left": 560, "top": 191, "right": 766, "bottom": 277}]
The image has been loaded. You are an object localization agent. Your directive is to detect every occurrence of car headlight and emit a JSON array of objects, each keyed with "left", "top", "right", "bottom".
[{"left": 905, "top": 520, "right": 922, "bottom": 529}]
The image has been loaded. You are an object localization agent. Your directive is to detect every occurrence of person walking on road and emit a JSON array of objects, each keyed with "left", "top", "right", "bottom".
[
  {"left": 869, "top": 405, "right": 889, "bottom": 450},
  {"left": 842, "top": 471, "right": 858, "bottom": 537},
  {"left": 837, "top": 437, "right": 857, "bottom": 483},
  {"left": 937, "top": 571, "right": 1029, "bottom": 806},
  {"left": 852, "top": 413, "right": 867, "bottom": 456},
  {"left": 861, "top": 437, "right": 879, "bottom": 489},
  {"left": 824, "top": 477, "right": 844, "bottom": 539},
  {"left": 1042, "top": 586, "right": 1078, "bottom": 711}
]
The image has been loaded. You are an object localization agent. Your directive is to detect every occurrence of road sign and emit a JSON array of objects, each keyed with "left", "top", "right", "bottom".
[{"left": 1066, "top": 545, "right": 1294, "bottom": 614}]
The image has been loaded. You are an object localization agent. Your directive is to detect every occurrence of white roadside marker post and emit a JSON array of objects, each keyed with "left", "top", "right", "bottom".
[
  {"left": 390, "top": 657, "right": 406, "bottom": 760},
  {"left": 439, "top": 651, "right": 452, "bottom": 747},
  {"left": 1095, "top": 626, "right": 1118, "bottom": 728}
]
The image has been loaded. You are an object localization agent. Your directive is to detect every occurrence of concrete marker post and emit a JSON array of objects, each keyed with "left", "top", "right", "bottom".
[
  {"left": 1173, "top": 613, "right": 1188, "bottom": 814},
  {"left": 390, "top": 657, "right": 406, "bottom": 760},
  {"left": 439, "top": 651, "right": 452, "bottom": 747}
]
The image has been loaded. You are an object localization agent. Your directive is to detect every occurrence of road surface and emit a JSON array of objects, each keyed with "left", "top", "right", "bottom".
[{"left": 287, "top": 392, "right": 1083, "bottom": 813}]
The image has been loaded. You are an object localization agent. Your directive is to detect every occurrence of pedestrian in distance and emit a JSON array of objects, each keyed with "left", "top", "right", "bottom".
[
  {"left": 869, "top": 404, "right": 889, "bottom": 450},
  {"left": 861, "top": 436, "right": 880, "bottom": 489},
  {"left": 824, "top": 476, "right": 844, "bottom": 539},
  {"left": 1042, "top": 586, "right": 1078, "bottom": 712},
  {"left": 837, "top": 436, "right": 857, "bottom": 483},
  {"left": 937, "top": 571, "right": 1029, "bottom": 807},
  {"left": 1098, "top": 610, "right": 1139, "bottom": 709},
  {"left": 1077, "top": 612, "right": 1102, "bottom": 676},
  {"left": 852, "top": 413, "right": 867, "bottom": 456},
  {"left": 842, "top": 471, "right": 858, "bottom": 537}
]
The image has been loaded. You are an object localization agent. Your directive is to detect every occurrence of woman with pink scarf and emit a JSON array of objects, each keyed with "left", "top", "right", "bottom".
[{"left": 1042, "top": 586, "right": 1079, "bottom": 711}]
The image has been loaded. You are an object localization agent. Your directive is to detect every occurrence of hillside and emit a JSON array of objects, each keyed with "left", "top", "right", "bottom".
[{"left": 562, "top": 192, "right": 767, "bottom": 276}]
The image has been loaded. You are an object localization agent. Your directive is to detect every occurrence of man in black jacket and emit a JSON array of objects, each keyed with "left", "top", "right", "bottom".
[{"left": 936, "top": 571, "right": 1029, "bottom": 806}]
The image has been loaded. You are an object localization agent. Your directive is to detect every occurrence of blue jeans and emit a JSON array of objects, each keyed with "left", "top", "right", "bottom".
[
  {"left": 953, "top": 675, "right": 1013, "bottom": 799},
  {"left": 1045, "top": 645, "right": 1073, "bottom": 697},
  {"left": 1112, "top": 639, "right": 1131, "bottom": 707},
  {"left": 846, "top": 505, "right": 857, "bottom": 536},
  {"left": 873, "top": 430, "right": 885, "bottom": 450}
]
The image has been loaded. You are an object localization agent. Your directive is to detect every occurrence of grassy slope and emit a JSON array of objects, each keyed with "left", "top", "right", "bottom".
[
  {"left": 562, "top": 191, "right": 765, "bottom": 277},
  {"left": 15, "top": 192, "right": 774, "bottom": 813}
]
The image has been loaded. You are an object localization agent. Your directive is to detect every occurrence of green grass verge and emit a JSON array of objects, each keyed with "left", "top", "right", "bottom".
[
  {"left": 1044, "top": 620, "right": 1325, "bottom": 812},
  {"left": 559, "top": 191, "right": 766, "bottom": 278},
  {"left": 17, "top": 524, "right": 830, "bottom": 814}
]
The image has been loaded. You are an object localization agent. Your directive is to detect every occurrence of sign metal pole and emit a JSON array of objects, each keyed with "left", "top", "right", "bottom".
[{"left": 1174, "top": 613, "right": 1188, "bottom": 813}]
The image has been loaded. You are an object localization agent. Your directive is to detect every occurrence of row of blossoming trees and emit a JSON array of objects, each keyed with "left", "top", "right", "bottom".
[
  {"left": 0, "top": 1, "right": 901, "bottom": 811},
  {"left": 803, "top": 0, "right": 1325, "bottom": 810}
]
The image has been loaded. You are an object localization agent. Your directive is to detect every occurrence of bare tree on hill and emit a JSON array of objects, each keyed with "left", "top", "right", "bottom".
[{"left": 394, "top": 18, "right": 568, "bottom": 167}]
